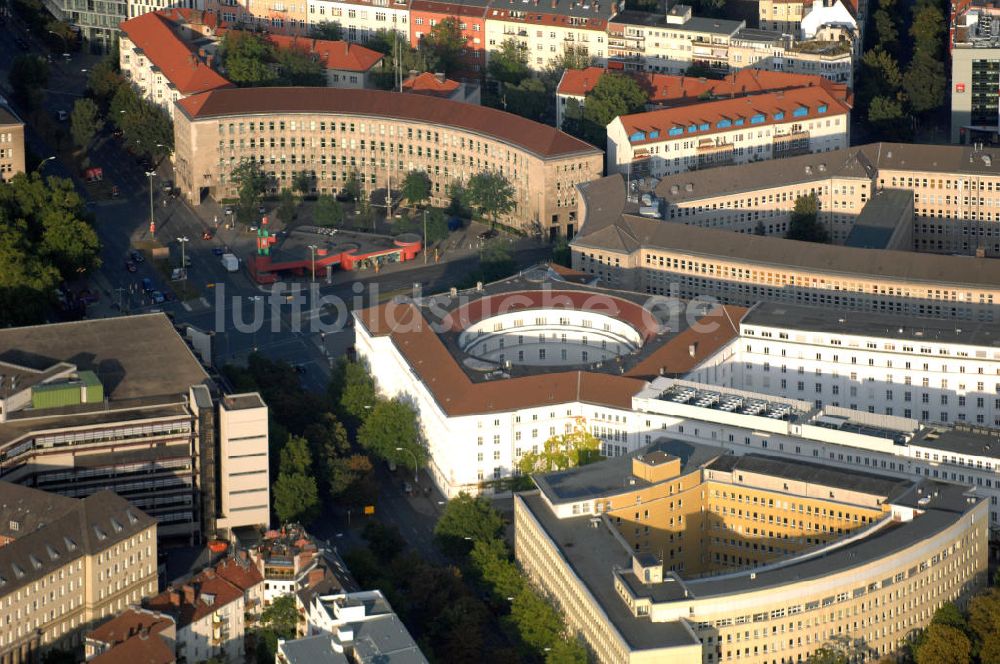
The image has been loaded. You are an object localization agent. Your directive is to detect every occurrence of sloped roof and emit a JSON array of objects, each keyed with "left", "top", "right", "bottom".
[
  {"left": 265, "top": 34, "right": 383, "bottom": 72},
  {"left": 402, "top": 72, "right": 461, "bottom": 97},
  {"left": 177, "top": 88, "right": 601, "bottom": 159},
  {"left": 617, "top": 85, "right": 851, "bottom": 146},
  {"left": 145, "top": 558, "right": 261, "bottom": 628},
  {"left": 88, "top": 608, "right": 175, "bottom": 647},
  {"left": 119, "top": 12, "right": 233, "bottom": 95}
]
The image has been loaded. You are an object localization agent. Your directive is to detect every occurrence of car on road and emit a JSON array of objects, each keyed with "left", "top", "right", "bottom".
[
  {"left": 224, "top": 205, "right": 234, "bottom": 216},
  {"left": 211, "top": 247, "right": 226, "bottom": 256},
  {"left": 162, "top": 181, "right": 173, "bottom": 194},
  {"left": 130, "top": 250, "right": 145, "bottom": 263},
  {"left": 141, "top": 277, "right": 153, "bottom": 292},
  {"left": 201, "top": 231, "right": 213, "bottom": 240},
  {"left": 125, "top": 260, "right": 137, "bottom": 273},
  {"left": 478, "top": 229, "right": 499, "bottom": 240},
  {"left": 151, "top": 290, "right": 165, "bottom": 304},
  {"left": 402, "top": 481, "right": 413, "bottom": 496},
  {"left": 111, "top": 185, "right": 119, "bottom": 198},
  {"left": 258, "top": 205, "right": 266, "bottom": 215}
]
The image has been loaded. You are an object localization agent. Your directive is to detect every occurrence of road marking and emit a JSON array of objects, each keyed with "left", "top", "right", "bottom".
[
  {"left": 199, "top": 297, "right": 211, "bottom": 308},
  {"left": 182, "top": 302, "right": 193, "bottom": 312}
]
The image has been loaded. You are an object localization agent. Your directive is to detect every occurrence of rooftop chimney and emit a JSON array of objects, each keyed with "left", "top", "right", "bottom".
[
  {"left": 182, "top": 584, "right": 196, "bottom": 605},
  {"left": 435, "top": 72, "right": 446, "bottom": 83}
]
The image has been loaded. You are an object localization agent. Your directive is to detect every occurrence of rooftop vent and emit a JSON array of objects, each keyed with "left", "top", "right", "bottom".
[{"left": 684, "top": 183, "right": 693, "bottom": 192}]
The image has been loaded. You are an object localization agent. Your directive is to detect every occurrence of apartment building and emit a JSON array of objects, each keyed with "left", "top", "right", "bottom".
[
  {"left": 759, "top": 0, "right": 811, "bottom": 32},
  {"left": 0, "top": 483, "right": 158, "bottom": 664},
  {"left": 516, "top": 438, "right": 988, "bottom": 664},
  {"left": 555, "top": 67, "right": 837, "bottom": 129},
  {"left": 484, "top": 0, "right": 610, "bottom": 71},
  {"left": 42, "top": 0, "right": 124, "bottom": 52},
  {"left": 204, "top": 0, "right": 311, "bottom": 33},
  {"left": 300, "top": 590, "right": 428, "bottom": 662},
  {"left": 85, "top": 609, "right": 176, "bottom": 663},
  {"left": 262, "top": 34, "right": 385, "bottom": 87},
  {"left": 0, "top": 314, "right": 269, "bottom": 543},
  {"left": 119, "top": 10, "right": 233, "bottom": 118},
  {"left": 409, "top": 0, "right": 488, "bottom": 72},
  {"left": 173, "top": 87, "right": 603, "bottom": 237},
  {"left": 572, "top": 144, "right": 1000, "bottom": 315},
  {"left": 306, "top": 0, "right": 410, "bottom": 44},
  {"left": 0, "top": 105, "right": 25, "bottom": 183},
  {"left": 248, "top": 524, "right": 330, "bottom": 604},
  {"left": 606, "top": 84, "right": 851, "bottom": 177},
  {"left": 607, "top": 5, "right": 744, "bottom": 75},
  {"left": 726, "top": 28, "right": 853, "bottom": 84},
  {"left": 951, "top": 2, "right": 1000, "bottom": 144},
  {"left": 145, "top": 556, "right": 264, "bottom": 663}
]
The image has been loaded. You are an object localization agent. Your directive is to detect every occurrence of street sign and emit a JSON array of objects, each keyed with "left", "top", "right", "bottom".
[{"left": 363, "top": 505, "right": 375, "bottom": 515}]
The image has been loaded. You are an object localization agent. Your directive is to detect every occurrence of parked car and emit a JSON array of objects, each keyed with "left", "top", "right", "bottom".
[
  {"left": 258, "top": 204, "right": 266, "bottom": 215},
  {"left": 125, "top": 260, "right": 137, "bottom": 273},
  {"left": 201, "top": 231, "right": 213, "bottom": 240},
  {"left": 224, "top": 205, "right": 234, "bottom": 216},
  {"left": 162, "top": 181, "right": 173, "bottom": 194},
  {"left": 211, "top": 247, "right": 226, "bottom": 256},
  {"left": 130, "top": 250, "right": 145, "bottom": 264},
  {"left": 151, "top": 290, "right": 165, "bottom": 304},
  {"left": 478, "top": 229, "right": 498, "bottom": 240},
  {"left": 141, "top": 277, "right": 153, "bottom": 292}
]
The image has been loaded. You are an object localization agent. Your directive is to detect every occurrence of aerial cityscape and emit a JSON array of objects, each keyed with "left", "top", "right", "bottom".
[{"left": 0, "top": 0, "right": 997, "bottom": 660}]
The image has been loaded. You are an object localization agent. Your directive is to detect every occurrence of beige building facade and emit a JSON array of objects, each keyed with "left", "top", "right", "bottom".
[
  {"left": 0, "top": 106, "right": 25, "bottom": 183},
  {"left": 217, "top": 394, "right": 270, "bottom": 533},
  {"left": 0, "top": 484, "right": 158, "bottom": 664},
  {"left": 515, "top": 442, "right": 989, "bottom": 664},
  {"left": 174, "top": 87, "right": 603, "bottom": 236},
  {"left": 726, "top": 29, "right": 853, "bottom": 84}
]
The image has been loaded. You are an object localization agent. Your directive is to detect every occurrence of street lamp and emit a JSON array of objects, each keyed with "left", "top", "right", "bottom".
[
  {"left": 47, "top": 30, "right": 68, "bottom": 57},
  {"left": 422, "top": 209, "right": 428, "bottom": 265},
  {"left": 145, "top": 170, "right": 156, "bottom": 234},
  {"left": 249, "top": 296, "right": 263, "bottom": 352},
  {"left": 395, "top": 446, "right": 418, "bottom": 484},
  {"left": 307, "top": 244, "right": 318, "bottom": 282},
  {"left": 35, "top": 156, "right": 56, "bottom": 173},
  {"left": 176, "top": 236, "right": 189, "bottom": 280}
]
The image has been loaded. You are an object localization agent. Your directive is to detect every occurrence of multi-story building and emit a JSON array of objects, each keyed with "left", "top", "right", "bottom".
[
  {"left": 572, "top": 143, "right": 1000, "bottom": 315},
  {"left": 0, "top": 483, "right": 158, "bottom": 663},
  {"left": 144, "top": 556, "right": 264, "bottom": 663},
  {"left": 606, "top": 83, "right": 851, "bottom": 177},
  {"left": 119, "top": 10, "right": 233, "bottom": 118},
  {"left": 0, "top": 104, "right": 25, "bottom": 183},
  {"left": 265, "top": 34, "right": 385, "bottom": 87},
  {"left": 402, "top": 71, "right": 480, "bottom": 104},
  {"left": 0, "top": 314, "right": 270, "bottom": 543},
  {"left": 85, "top": 608, "right": 176, "bottom": 663},
  {"left": 173, "top": 87, "right": 603, "bottom": 237},
  {"left": 300, "top": 590, "right": 428, "bottom": 662},
  {"left": 516, "top": 439, "right": 988, "bottom": 664},
  {"left": 42, "top": 0, "right": 126, "bottom": 52},
  {"left": 607, "top": 6, "right": 744, "bottom": 75},
  {"left": 555, "top": 67, "right": 837, "bottom": 129},
  {"left": 951, "top": 2, "right": 1000, "bottom": 144},
  {"left": 204, "top": 0, "right": 311, "bottom": 33},
  {"left": 484, "top": 0, "right": 611, "bottom": 71},
  {"left": 306, "top": 0, "right": 410, "bottom": 44},
  {"left": 726, "top": 28, "right": 853, "bottom": 84},
  {"left": 249, "top": 524, "right": 330, "bottom": 604},
  {"left": 409, "top": 0, "right": 489, "bottom": 73}
]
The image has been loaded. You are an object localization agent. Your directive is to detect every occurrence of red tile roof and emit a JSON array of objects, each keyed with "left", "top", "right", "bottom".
[
  {"left": 559, "top": 67, "right": 848, "bottom": 106},
  {"left": 119, "top": 12, "right": 233, "bottom": 96},
  {"left": 145, "top": 559, "right": 261, "bottom": 628},
  {"left": 177, "top": 88, "right": 601, "bottom": 158},
  {"left": 356, "top": 298, "right": 742, "bottom": 417},
  {"left": 410, "top": 0, "right": 488, "bottom": 17},
  {"left": 264, "top": 34, "right": 383, "bottom": 72},
  {"left": 214, "top": 555, "right": 265, "bottom": 591},
  {"left": 402, "top": 72, "right": 461, "bottom": 97},
  {"left": 619, "top": 86, "right": 852, "bottom": 146},
  {"left": 88, "top": 609, "right": 174, "bottom": 647},
  {"left": 90, "top": 632, "right": 176, "bottom": 664}
]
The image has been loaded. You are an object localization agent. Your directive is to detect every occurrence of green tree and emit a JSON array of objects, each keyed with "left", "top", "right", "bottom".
[
  {"left": 340, "top": 360, "right": 377, "bottom": 423},
  {"left": 465, "top": 171, "right": 515, "bottom": 228},
  {"left": 806, "top": 647, "right": 848, "bottom": 664},
  {"left": 910, "top": 5, "right": 945, "bottom": 57},
  {"left": 401, "top": 169, "right": 431, "bottom": 208},
  {"left": 87, "top": 58, "right": 123, "bottom": 105},
  {"left": 873, "top": 9, "right": 898, "bottom": 53},
  {"left": 510, "top": 586, "right": 564, "bottom": 651},
  {"left": 868, "top": 94, "right": 911, "bottom": 141},
  {"left": 328, "top": 453, "right": 374, "bottom": 497},
  {"left": 434, "top": 492, "right": 505, "bottom": 556},
  {"left": 930, "top": 603, "right": 967, "bottom": 632},
  {"left": 275, "top": 45, "right": 326, "bottom": 86},
  {"left": 343, "top": 169, "right": 362, "bottom": 202},
  {"left": 785, "top": 193, "right": 830, "bottom": 243},
  {"left": 111, "top": 84, "right": 173, "bottom": 159},
  {"left": 470, "top": 537, "right": 524, "bottom": 599},
  {"left": 489, "top": 38, "right": 531, "bottom": 86},
  {"left": 517, "top": 419, "right": 602, "bottom": 475},
  {"left": 292, "top": 170, "right": 313, "bottom": 196},
  {"left": 859, "top": 48, "right": 902, "bottom": 107},
  {"left": 904, "top": 50, "right": 946, "bottom": 116},
  {"left": 545, "top": 638, "right": 588, "bottom": 664},
  {"left": 568, "top": 72, "right": 648, "bottom": 147},
  {"left": 222, "top": 31, "right": 277, "bottom": 87},
  {"left": 504, "top": 77, "right": 550, "bottom": 123},
  {"left": 230, "top": 158, "right": 268, "bottom": 225},
  {"left": 9, "top": 55, "right": 49, "bottom": 109},
  {"left": 363, "top": 520, "right": 406, "bottom": 563},
  {"left": 277, "top": 188, "right": 297, "bottom": 225},
  {"left": 70, "top": 98, "right": 103, "bottom": 150},
  {"left": 272, "top": 436, "right": 320, "bottom": 524},
  {"left": 357, "top": 398, "right": 426, "bottom": 467},
  {"left": 424, "top": 208, "right": 450, "bottom": 244},
  {"left": 311, "top": 21, "right": 343, "bottom": 40},
  {"left": 419, "top": 16, "right": 467, "bottom": 75},
  {"left": 478, "top": 239, "right": 516, "bottom": 283},
  {"left": 552, "top": 235, "right": 571, "bottom": 267},
  {"left": 260, "top": 595, "right": 299, "bottom": 638},
  {"left": 313, "top": 194, "right": 344, "bottom": 227},
  {"left": 916, "top": 623, "right": 971, "bottom": 664},
  {"left": 968, "top": 588, "right": 1000, "bottom": 653}
]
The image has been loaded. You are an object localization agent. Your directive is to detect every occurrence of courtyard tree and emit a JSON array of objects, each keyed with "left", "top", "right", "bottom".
[
  {"left": 517, "top": 417, "right": 602, "bottom": 475},
  {"left": 311, "top": 21, "right": 343, "bottom": 40},
  {"left": 313, "top": 194, "right": 344, "bottom": 227},
  {"left": 401, "top": 169, "right": 431, "bottom": 208},
  {"left": 488, "top": 38, "right": 531, "bottom": 86},
  {"left": 221, "top": 31, "right": 277, "bottom": 87},
  {"left": 419, "top": 17, "right": 467, "bottom": 75},
  {"left": 229, "top": 158, "right": 268, "bottom": 225},
  {"left": 785, "top": 193, "right": 830, "bottom": 243}
]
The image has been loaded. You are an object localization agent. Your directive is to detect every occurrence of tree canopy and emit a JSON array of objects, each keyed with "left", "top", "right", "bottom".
[
  {"left": 70, "top": 98, "right": 103, "bottom": 150},
  {"left": 565, "top": 72, "right": 648, "bottom": 147},
  {"left": 311, "top": 21, "right": 343, "bottom": 41},
  {"left": 489, "top": 39, "right": 531, "bottom": 86},
  {"left": 229, "top": 158, "right": 268, "bottom": 224},
  {"left": 517, "top": 418, "right": 602, "bottom": 476},
  {"left": 272, "top": 436, "right": 320, "bottom": 524},
  {"left": 357, "top": 398, "right": 426, "bottom": 468},
  {"left": 313, "top": 194, "right": 344, "bottom": 227},
  {"left": 0, "top": 172, "right": 101, "bottom": 325},
  {"left": 419, "top": 17, "right": 467, "bottom": 75},
  {"left": 434, "top": 492, "right": 505, "bottom": 556},
  {"left": 110, "top": 82, "right": 174, "bottom": 159},
  {"left": 401, "top": 169, "right": 431, "bottom": 207},
  {"left": 8, "top": 55, "right": 48, "bottom": 109},
  {"left": 465, "top": 171, "right": 516, "bottom": 227},
  {"left": 222, "top": 30, "right": 325, "bottom": 87},
  {"left": 785, "top": 193, "right": 830, "bottom": 243}
]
